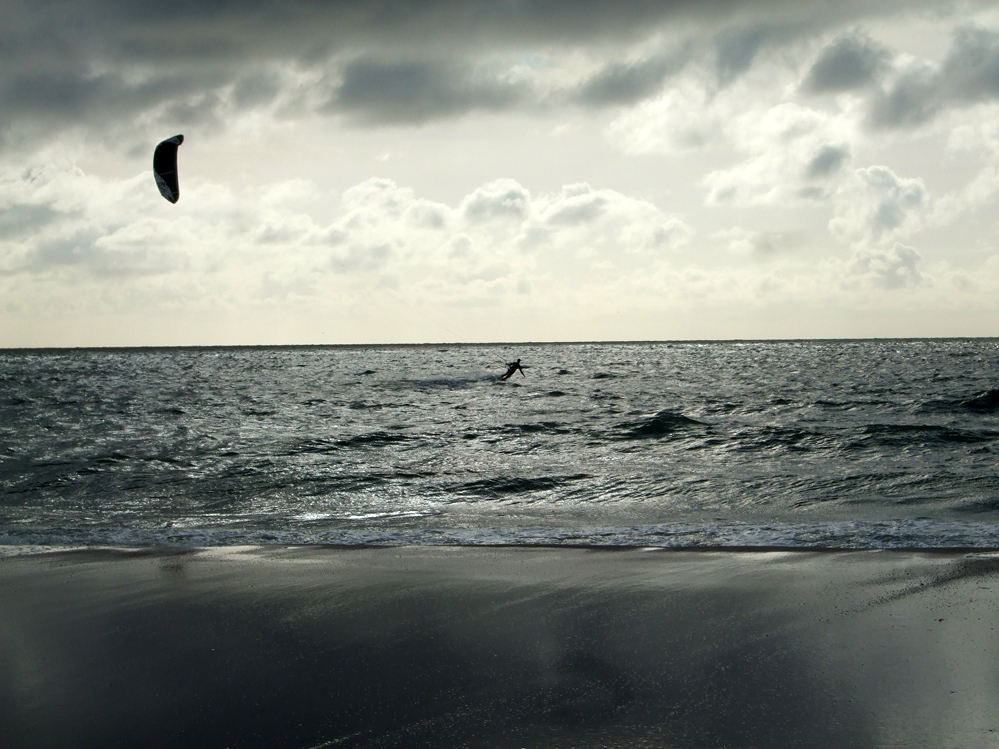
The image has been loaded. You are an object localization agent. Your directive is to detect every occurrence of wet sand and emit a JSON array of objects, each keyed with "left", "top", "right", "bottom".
[{"left": 2, "top": 546, "right": 999, "bottom": 748}]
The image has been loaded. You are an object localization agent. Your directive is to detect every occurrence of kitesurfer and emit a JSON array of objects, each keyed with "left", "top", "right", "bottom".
[{"left": 500, "top": 359, "right": 526, "bottom": 380}]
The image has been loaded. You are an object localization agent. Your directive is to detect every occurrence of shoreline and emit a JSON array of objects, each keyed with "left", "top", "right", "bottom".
[
  {"left": 7, "top": 515, "right": 999, "bottom": 553},
  {"left": 3, "top": 546, "right": 999, "bottom": 747},
  {"left": 6, "top": 542, "right": 999, "bottom": 557}
]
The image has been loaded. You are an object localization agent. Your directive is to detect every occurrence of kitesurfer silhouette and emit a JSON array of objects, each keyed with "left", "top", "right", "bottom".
[{"left": 501, "top": 359, "right": 526, "bottom": 381}]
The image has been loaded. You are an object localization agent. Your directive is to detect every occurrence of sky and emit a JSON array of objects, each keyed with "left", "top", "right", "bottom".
[{"left": 4, "top": 0, "right": 999, "bottom": 346}]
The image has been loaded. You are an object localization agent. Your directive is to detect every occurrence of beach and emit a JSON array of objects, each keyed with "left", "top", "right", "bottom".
[{"left": 3, "top": 547, "right": 999, "bottom": 748}]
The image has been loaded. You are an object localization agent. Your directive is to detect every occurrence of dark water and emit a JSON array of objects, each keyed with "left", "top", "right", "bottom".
[{"left": 2, "top": 339, "right": 999, "bottom": 548}]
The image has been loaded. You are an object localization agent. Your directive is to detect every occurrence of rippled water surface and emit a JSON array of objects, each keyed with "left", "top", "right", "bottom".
[{"left": 2, "top": 340, "right": 999, "bottom": 547}]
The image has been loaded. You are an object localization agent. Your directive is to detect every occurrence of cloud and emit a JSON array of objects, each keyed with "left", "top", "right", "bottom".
[
  {"left": 460, "top": 180, "right": 531, "bottom": 222},
  {"left": 827, "top": 154, "right": 999, "bottom": 251},
  {"left": 714, "top": 23, "right": 810, "bottom": 86},
  {"left": 702, "top": 102, "right": 856, "bottom": 205},
  {"left": 540, "top": 183, "right": 609, "bottom": 225},
  {"left": 7, "top": 3, "right": 999, "bottom": 344},
  {"left": 805, "top": 144, "right": 851, "bottom": 178},
  {"left": 867, "top": 25, "right": 999, "bottom": 130},
  {"left": 231, "top": 72, "right": 284, "bottom": 109},
  {"left": 606, "top": 76, "right": 725, "bottom": 155},
  {"left": 0, "top": 160, "right": 696, "bottom": 319},
  {"left": 928, "top": 164, "right": 999, "bottom": 225},
  {"left": 829, "top": 165, "right": 927, "bottom": 246},
  {"left": 328, "top": 58, "right": 531, "bottom": 123},
  {"left": 944, "top": 25, "right": 999, "bottom": 102},
  {"left": 719, "top": 227, "right": 807, "bottom": 258},
  {"left": 25, "top": 228, "right": 182, "bottom": 278},
  {"left": 524, "top": 183, "right": 695, "bottom": 273},
  {"left": 0, "top": 203, "right": 65, "bottom": 239},
  {"left": 846, "top": 243, "right": 922, "bottom": 289},
  {"left": 802, "top": 32, "right": 891, "bottom": 93},
  {"left": 866, "top": 65, "right": 940, "bottom": 129},
  {"left": 575, "top": 49, "right": 690, "bottom": 107},
  {"left": 0, "top": 0, "right": 951, "bottom": 145},
  {"left": 8, "top": 158, "right": 999, "bottom": 344},
  {"left": 607, "top": 37, "right": 873, "bottom": 205}
]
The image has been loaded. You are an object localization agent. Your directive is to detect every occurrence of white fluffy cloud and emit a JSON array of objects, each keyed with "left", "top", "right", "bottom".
[
  {"left": 608, "top": 57, "right": 861, "bottom": 208},
  {"left": 0, "top": 163, "right": 699, "bottom": 342},
  {"left": 606, "top": 76, "right": 724, "bottom": 156},
  {"left": 5, "top": 150, "right": 999, "bottom": 345},
  {"left": 845, "top": 243, "right": 922, "bottom": 289},
  {"left": 702, "top": 103, "right": 855, "bottom": 206},
  {"left": 829, "top": 165, "right": 927, "bottom": 247}
]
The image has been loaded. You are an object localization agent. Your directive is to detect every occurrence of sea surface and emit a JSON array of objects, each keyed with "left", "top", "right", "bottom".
[{"left": 2, "top": 339, "right": 999, "bottom": 550}]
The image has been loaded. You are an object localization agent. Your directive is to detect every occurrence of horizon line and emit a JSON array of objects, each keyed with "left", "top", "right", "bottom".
[{"left": 3, "top": 335, "right": 998, "bottom": 353}]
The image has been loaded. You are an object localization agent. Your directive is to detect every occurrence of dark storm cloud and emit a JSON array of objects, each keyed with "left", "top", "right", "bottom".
[
  {"left": 1, "top": 70, "right": 205, "bottom": 122},
  {"left": 576, "top": 49, "right": 690, "bottom": 106},
  {"left": 7, "top": 0, "right": 805, "bottom": 54},
  {"left": 715, "top": 25, "right": 783, "bottom": 85},
  {"left": 869, "top": 25, "right": 999, "bottom": 129},
  {"left": 329, "top": 59, "right": 530, "bottom": 123},
  {"left": 943, "top": 25, "right": 999, "bottom": 100},
  {"left": 806, "top": 144, "right": 850, "bottom": 178},
  {"left": 802, "top": 33, "right": 891, "bottom": 93},
  {"left": 0, "top": 0, "right": 961, "bottom": 143},
  {"left": 867, "top": 67, "right": 939, "bottom": 128},
  {"left": 232, "top": 73, "right": 284, "bottom": 109},
  {"left": 0, "top": 63, "right": 235, "bottom": 151}
]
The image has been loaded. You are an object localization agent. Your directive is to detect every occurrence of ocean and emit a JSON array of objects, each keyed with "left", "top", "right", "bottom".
[{"left": 3, "top": 338, "right": 999, "bottom": 550}]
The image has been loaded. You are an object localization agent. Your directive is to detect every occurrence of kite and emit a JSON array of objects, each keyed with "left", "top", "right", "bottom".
[{"left": 153, "top": 134, "right": 184, "bottom": 203}]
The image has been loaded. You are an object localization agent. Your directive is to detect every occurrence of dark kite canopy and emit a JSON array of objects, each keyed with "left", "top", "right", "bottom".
[{"left": 153, "top": 134, "right": 184, "bottom": 203}]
